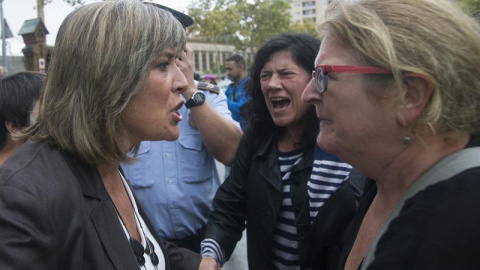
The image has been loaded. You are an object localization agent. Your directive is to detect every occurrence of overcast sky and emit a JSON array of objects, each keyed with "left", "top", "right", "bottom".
[{"left": 2, "top": 0, "right": 193, "bottom": 56}]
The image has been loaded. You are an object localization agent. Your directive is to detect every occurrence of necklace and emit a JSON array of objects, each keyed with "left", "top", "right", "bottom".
[{"left": 111, "top": 171, "right": 159, "bottom": 269}]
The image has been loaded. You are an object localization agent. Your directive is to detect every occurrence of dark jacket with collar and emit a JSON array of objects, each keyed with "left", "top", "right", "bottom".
[
  {"left": 204, "top": 131, "right": 359, "bottom": 269},
  {"left": 0, "top": 140, "right": 201, "bottom": 269}
]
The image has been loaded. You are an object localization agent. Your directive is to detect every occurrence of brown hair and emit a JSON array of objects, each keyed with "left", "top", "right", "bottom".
[{"left": 20, "top": 0, "right": 186, "bottom": 164}]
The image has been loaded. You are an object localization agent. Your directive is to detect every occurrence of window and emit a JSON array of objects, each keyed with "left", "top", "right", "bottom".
[
  {"left": 202, "top": 52, "right": 207, "bottom": 72},
  {"left": 194, "top": 51, "right": 200, "bottom": 71}
]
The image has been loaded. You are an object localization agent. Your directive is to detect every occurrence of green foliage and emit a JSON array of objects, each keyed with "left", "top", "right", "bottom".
[
  {"left": 289, "top": 20, "right": 318, "bottom": 36},
  {"left": 187, "top": 0, "right": 303, "bottom": 54},
  {"left": 457, "top": 0, "right": 480, "bottom": 14}
]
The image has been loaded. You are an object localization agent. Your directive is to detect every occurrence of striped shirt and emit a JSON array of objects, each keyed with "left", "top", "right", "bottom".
[
  {"left": 200, "top": 145, "right": 352, "bottom": 268},
  {"left": 308, "top": 145, "right": 352, "bottom": 222},
  {"left": 272, "top": 148, "right": 304, "bottom": 269}
]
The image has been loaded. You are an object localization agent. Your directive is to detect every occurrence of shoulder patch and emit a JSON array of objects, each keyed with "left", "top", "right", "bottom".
[{"left": 197, "top": 82, "right": 220, "bottom": 94}]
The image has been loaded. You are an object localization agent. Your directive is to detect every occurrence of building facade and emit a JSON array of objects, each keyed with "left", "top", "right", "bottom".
[
  {"left": 188, "top": 38, "right": 254, "bottom": 76},
  {"left": 287, "top": 0, "right": 330, "bottom": 24}
]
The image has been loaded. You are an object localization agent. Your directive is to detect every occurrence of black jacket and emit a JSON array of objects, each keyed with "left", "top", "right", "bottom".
[
  {"left": 0, "top": 140, "right": 201, "bottom": 269},
  {"left": 204, "top": 131, "right": 359, "bottom": 269}
]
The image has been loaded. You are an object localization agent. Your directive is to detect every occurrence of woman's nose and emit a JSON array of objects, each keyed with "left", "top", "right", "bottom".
[
  {"left": 173, "top": 66, "right": 188, "bottom": 94},
  {"left": 302, "top": 78, "right": 321, "bottom": 104}
]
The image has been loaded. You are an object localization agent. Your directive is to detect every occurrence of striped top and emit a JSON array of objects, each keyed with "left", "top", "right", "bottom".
[
  {"left": 200, "top": 145, "right": 352, "bottom": 268},
  {"left": 308, "top": 145, "right": 352, "bottom": 222},
  {"left": 272, "top": 148, "right": 304, "bottom": 269}
]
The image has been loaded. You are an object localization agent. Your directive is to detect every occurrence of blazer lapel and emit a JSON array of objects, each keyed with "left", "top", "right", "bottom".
[
  {"left": 90, "top": 199, "right": 140, "bottom": 270},
  {"left": 61, "top": 151, "right": 139, "bottom": 270}
]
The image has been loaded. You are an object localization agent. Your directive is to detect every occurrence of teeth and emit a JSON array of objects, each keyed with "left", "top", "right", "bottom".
[{"left": 271, "top": 97, "right": 288, "bottom": 102}]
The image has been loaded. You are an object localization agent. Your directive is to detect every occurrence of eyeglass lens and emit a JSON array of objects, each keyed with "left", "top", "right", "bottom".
[{"left": 313, "top": 67, "right": 328, "bottom": 93}]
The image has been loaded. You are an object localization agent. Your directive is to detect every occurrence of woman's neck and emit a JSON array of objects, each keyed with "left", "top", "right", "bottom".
[
  {"left": 374, "top": 132, "right": 470, "bottom": 203},
  {"left": 278, "top": 126, "right": 304, "bottom": 152},
  {"left": 97, "top": 162, "right": 142, "bottom": 242},
  {"left": 97, "top": 162, "right": 122, "bottom": 191}
]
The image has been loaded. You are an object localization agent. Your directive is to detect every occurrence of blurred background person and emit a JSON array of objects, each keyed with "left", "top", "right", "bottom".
[
  {"left": 0, "top": 1, "right": 219, "bottom": 269},
  {"left": 203, "top": 74, "right": 218, "bottom": 85},
  {"left": 202, "top": 33, "right": 357, "bottom": 270},
  {"left": 0, "top": 71, "right": 44, "bottom": 165},
  {"left": 122, "top": 3, "right": 242, "bottom": 255},
  {"left": 194, "top": 72, "right": 202, "bottom": 82},
  {"left": 302, "top": 0, "right": 480, "bottom": 269},
  {"left": 224, "top": 54, "right": 249, "bottom": 131}
]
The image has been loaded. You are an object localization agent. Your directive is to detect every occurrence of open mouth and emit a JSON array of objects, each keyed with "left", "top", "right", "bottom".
[
  {"left": 271, "top": 97, "right": 290, "bottom": 109},
  {"left": 172, "top": 102, "right": 184, "bottom": 121},
  {"left": 173, "top": 101, "right": 184, "bottom": 112}
]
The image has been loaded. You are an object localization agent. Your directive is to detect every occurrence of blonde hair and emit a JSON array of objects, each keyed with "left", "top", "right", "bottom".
[
  {"left": 320, "top": 0, "right": 480, "bottom": 135},
  {"left": 21, "top": 0, "right": 186, "bottom": 165}
]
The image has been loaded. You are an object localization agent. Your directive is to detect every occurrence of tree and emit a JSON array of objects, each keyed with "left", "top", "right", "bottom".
[
  {"left": 36, "top": 0, "right": 85, "bottom": 24},
  {"left": 187, "top": 0, "right": 293, "bottom": 55},
  {"left": 457, "top": 0, "right": 480, "bottom": 14},
  {"left": 289, "top": 20, "right": 318, "bottom": 36}
]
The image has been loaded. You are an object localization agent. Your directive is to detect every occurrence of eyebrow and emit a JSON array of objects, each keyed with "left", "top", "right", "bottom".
[{"left": 162, "top": 51, "right": 176, "bottom": 59}]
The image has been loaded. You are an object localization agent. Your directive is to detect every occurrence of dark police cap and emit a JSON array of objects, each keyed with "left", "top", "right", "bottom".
[{"left": 146, "top": 3, "right": 194, "bottom": 28}]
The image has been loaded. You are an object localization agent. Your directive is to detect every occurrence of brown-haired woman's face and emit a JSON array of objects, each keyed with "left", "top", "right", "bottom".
[
  {"left": 260, "top": 50, "right": 311, "bottom": 129},
  {"left": 124, "top": 48, "right": 187, "bottom": 147}
]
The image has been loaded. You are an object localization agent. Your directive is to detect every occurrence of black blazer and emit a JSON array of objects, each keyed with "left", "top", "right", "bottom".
[
  {"left": 204, "top": 131, "right": 359, "bottom": 269},
  {"left": 0, "top": 140, "right": 201, "bottom": 269}
]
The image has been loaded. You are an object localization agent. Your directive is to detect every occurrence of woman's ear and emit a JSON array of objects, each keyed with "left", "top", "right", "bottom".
[
  {"left": 5, "top": 120, "right": 19, "bottom": 135},
  {"left": 396, "top": 73, "right": 434, "bottom": 126}
]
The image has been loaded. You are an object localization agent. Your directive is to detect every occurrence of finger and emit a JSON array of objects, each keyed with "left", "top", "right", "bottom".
[{"left": 183, "top": 44, "right": 193, "bottom": 59}]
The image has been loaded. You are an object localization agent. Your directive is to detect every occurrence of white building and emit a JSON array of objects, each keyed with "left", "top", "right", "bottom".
[
  {"left": 188, "top": 38, "right": 254, "bottom": 75},
  {"left": 287, "top": 0, "right": 330, "bottom": 24}
]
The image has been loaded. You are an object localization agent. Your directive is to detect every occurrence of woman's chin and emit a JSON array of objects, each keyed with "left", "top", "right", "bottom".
[
  {"left": 157, "top": 128, "right": 180, "bottom": 142},
  {"left": 317, "top": 135, "right": 337, "bottom": 154},
  {"left": 164, "top": 131, "right": 180, "bottom": 141}
]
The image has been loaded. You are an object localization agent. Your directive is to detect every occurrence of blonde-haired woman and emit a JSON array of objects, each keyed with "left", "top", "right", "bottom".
[
  {"left": 0, "top": 1, "right": 218, "bottom": 269},
  {"left": 302, "top": 0, "right": 480, "bottom": 269}
]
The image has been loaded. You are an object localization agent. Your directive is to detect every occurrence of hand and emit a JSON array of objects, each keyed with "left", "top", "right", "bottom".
[
  {"left": 176, "top": 44, "right": 197, "bottom": 98},
  {"left": 198, "top": 256, "right": 221, "bottom": 270}
]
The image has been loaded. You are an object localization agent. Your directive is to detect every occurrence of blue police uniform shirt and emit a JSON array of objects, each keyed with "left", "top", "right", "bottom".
[
  {"left": 225, "top": 76, "right": 249, "bottom": 130},
  {"left": 121, "top": 90, "right": 239, "bottom": 241}
]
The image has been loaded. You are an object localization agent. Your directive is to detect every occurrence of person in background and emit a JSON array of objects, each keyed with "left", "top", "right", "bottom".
[
  {"left": 194, "top": 72, "right": 202, "bottom": 82},
  {"left": 122, "top": 3, "right": 242, "bottom": 254},
  {"left": 0, "top": 1, "right": 219, "bottom": 269},
  {"left": 225, "top": 54, "right": 249, "bottom": 130},
  {"left": 301, "top": 0, "right": 480, "bottom": 269},
  {"left": 203, "top": 74, "right": 218, "bottom": 85},
  {"left": 0, "top": 71, "right": 44, "bottom": 165},
  {"left": 202, "top": 33, "right": 358, "bottom": 270}
]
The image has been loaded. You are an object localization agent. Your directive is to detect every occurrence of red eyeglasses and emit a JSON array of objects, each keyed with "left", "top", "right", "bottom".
[{"left": 312, "top": 65, "right": 392, "bottom": 94}]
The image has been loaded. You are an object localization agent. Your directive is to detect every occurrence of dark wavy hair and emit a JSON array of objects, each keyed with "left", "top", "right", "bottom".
[
  {"left": 243, "top": 33, "right": 320, "bottom": 150},
  {"left": 0, "top": 71, "right": 44, "bottom": 150}
]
